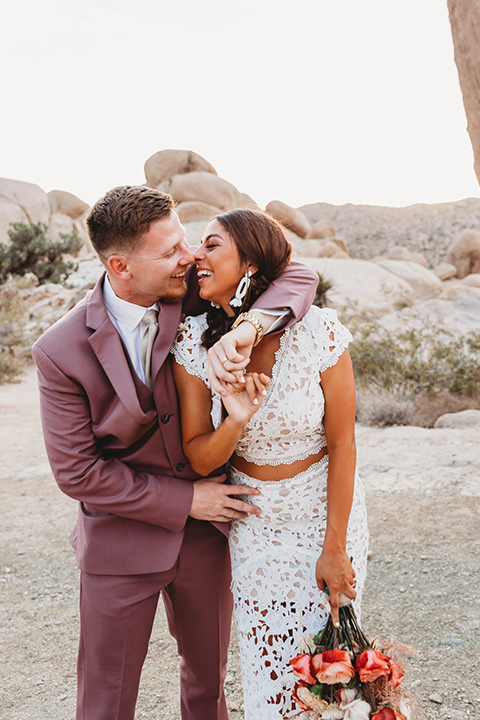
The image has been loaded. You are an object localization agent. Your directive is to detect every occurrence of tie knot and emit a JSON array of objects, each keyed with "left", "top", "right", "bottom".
[{"left": 142, "top": 308, "right": 158, "bottom": 326}]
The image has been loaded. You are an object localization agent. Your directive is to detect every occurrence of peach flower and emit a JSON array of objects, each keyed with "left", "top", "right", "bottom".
[
  {"left": 292, "top": 680, "right": 311, "bottom": 710},
  {"left": 355, "top": 649, "right": 391, "bottom": 682},
  {"left": 289, "top": 653, "right": 316, "bottom": 684},
  {"left": 389, "top": 660, "right": 405, "bottom": 687},
  {"left": 371, "top": 708, "right": 401, "bottom": 720},
  {"left": 312, "top": 649, "right": 356, "bottom": 685}
]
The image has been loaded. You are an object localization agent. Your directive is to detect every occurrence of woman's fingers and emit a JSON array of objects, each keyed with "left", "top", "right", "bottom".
[{"left": 244, "top": 372, "right": 270, "bottom": 404}]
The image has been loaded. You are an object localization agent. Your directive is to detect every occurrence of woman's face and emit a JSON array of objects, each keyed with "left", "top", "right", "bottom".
[{"left": 195, "top": 219, "right": 252, "bottom": 314}]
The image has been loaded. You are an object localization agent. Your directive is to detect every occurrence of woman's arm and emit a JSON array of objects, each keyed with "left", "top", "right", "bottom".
[
  {"left": 315, "top": 348, "right": 357, "bottom": 627},
  {"left": 173, "top": 359, "right": 267, "bottom": 476}
]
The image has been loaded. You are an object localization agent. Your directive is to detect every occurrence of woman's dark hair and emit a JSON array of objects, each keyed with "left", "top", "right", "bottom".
[{"left": 202, "top": 208, "right": 292, "bottom": 348}]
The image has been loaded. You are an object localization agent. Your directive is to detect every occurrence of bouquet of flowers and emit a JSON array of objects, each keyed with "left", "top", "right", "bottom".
[{"left": 289, "top": 600, "right": 412, "bottom": 720}]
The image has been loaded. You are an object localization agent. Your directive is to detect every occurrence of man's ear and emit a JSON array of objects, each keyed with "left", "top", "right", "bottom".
[{"left": 107, "top": 255, "right": 131, "bottom": 280}]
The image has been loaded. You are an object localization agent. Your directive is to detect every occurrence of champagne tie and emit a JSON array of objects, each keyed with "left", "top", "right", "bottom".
[{"left": 140, "top": 308, "right": 159, "bottom": 388}]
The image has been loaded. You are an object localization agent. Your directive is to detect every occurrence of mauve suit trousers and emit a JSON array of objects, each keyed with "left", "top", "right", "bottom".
[{"left": 77, "top": 519, "right": 233, "bottom": 720}]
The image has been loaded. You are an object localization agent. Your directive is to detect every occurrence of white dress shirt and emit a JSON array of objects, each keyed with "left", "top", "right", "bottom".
[{"left": 103, "top": 276, "right": 158, "bottom": 385}]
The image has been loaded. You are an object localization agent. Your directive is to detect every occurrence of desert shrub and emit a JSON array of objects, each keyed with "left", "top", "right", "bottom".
[
  {"left": 349, "top": 320, "right": 480, "bottom": 397},
  {"left": 313, "top": 272, "right": 332, "bottom": 308},
  {"left": 346, "top": 315, "right": 480, "bottom": 427},
  {"left": 0, "top": 283, "right": 27, "bottom": 383},
  {"left": 0, "top": 222, "right": 83, "bottom": 285}
]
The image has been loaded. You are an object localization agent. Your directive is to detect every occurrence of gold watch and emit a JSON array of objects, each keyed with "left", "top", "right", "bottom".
[{"left": 231, "top": 312, "right": 265, "bottom": 347}]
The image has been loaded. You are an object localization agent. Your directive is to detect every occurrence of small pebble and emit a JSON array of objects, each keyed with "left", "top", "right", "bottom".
[{"left": 429, "top": 693, "right": 443, "bottom": 704}]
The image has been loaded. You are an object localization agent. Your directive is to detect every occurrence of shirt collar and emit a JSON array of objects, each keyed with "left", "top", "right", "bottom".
[{"left": 103, "top": 275, "right": 159, "bottom": 332}]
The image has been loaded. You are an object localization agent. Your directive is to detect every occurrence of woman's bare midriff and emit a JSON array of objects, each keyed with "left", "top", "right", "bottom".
[{"left": 230, "top": 447, "right": 328, "bottom": 482}]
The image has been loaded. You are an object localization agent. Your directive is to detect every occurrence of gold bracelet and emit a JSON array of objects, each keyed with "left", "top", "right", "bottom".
[{"left": 231, "top": 312, "right": 265, "bottom": 347}]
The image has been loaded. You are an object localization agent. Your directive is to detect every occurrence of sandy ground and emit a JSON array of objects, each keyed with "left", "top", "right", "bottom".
[{"left": 1, "top": 365, "right": 479, "bottom": 720}]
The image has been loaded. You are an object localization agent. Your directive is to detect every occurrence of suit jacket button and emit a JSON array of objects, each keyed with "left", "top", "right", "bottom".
[
  {"left": 176, "top": 463, "right": 185, "bottom": 472},
  {"left": 160, "top": 414, "right": 171, "bottom": 424}
]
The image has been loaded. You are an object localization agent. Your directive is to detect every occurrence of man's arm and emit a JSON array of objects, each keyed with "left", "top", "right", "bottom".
[
  {"left": 250, "top": 261, "right": 318, "bottom": 324},
  {"left": 208, "top": 261, "right": 318, "bottom": 393},
  {"left": 33, "top": 344, "right": 194, "bottom": 532}
]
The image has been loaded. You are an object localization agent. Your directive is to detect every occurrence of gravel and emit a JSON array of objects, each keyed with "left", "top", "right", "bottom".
[{"left": 1, "top": 367, "right": 479, "bottom": 720}]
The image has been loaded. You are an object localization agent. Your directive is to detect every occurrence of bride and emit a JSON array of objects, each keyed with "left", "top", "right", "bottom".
[{"left": 171, "top": 208, "right": 369, "bottom": 719}]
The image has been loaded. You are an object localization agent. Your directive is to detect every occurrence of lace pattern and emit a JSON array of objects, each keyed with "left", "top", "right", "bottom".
[
  {"left": 171, "top": 307, "right": 353, "bottom": 463},
  {"left": 170, "top": 316, "right": 223, "bottom": 430},
  {"left": 171, "top": 307, "right": 368, "bottom": 719},
  {"left": 229, "top": 461, "right": 369, "bottom": 720}
]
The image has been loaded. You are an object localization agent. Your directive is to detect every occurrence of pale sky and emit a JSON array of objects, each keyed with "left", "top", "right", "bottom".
[{"left": 2, "top": 0, "right": 479, "bottom": 210}]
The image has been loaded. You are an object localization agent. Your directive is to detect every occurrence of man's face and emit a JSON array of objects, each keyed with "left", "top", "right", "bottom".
[{"left": 120, "top": 212, "right": 195, "bottom": 306}]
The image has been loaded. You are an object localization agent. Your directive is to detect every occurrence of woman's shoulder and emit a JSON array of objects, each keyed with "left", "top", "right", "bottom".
[
  {"left": 292, "top": 306, "right": 353, "bottom": 369},
  {"left": 174, "top": 313, "right": 208, "bottom": 344},
  {"left": 170, "top": 313, "right": 209, "bottom": 380},
  {"left": 296, "top": 305, "right": 347, "bottom": 333}
]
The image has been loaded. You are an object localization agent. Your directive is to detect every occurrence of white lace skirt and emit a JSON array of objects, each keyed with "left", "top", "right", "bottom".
[{"left": 228, "top": 457, "right": 369, "bottom": 719}]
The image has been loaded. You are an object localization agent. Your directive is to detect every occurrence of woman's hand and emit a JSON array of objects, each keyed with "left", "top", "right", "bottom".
[
  {"left": 315, "top": 548, "right": 356, "bottom": 628},
  {"left": 221, "top": 372, "right": 270, "bottom": 426}
]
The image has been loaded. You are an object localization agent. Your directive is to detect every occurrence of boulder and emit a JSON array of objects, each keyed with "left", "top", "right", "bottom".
[
  {"left": 144, "top": 149, "right": 217, "bottom": 188},
  {"left": 434, "top": 409, "right": 480, "bottom": 429},
  {"left": 0, "top": 199, "right": 28, "bottom": 245},
  {"left": 265, "top": 200, "right": 311, "bottom": 238},
  {"left": 175, "top": 201, "right": 220, "bottom": 224},
  {"left": 48, "top": 212, "right": 92, "bottom": 257},
  {"left": 462, "top": 272, "right": 480, "bottom": 288},
  {"left": 300, "top": 257, "right": 415, "bottom": 315},
  {"left": 237, "top": 192, "right": 259, "bottom": 209},
  {"left": 379, "top": 293, "right": 480, "bottom": 336},
  {"left": 446, "top": 229, "right": 480, "bottom": 278},
  {"left": 47, "top": 190, "right": 89, "bottom": 219},
  {"left": 183, "top": 220, "right": 210, "bottom": 248},
  {"left": 434, "top": 262, "right": 457, "bottom": 281},
  {"left": 383, "top": 245, "right": 427, "bottom": 266},
  {"left": 374, "top": 259, "right": 443, "bottom": 301},
  {"left": 0, "top": 179, "right": 50, "bottom": 241},
  {"left": 294, "top": 238, "right": 349, "bottom": 259},
  {"left": 306, "top": 220, "right": 336, "bottom": 240},
  {"left": 161, "top": 172, "right": 241, "bottom": 211},
  {"left": 438, "top": 283, "right": 480, "bottom": 301}
]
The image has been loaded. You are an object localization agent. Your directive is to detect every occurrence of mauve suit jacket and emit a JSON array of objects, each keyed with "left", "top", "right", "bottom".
[{"left": 32, "top": 264, "right": 317, "bottom": 576}]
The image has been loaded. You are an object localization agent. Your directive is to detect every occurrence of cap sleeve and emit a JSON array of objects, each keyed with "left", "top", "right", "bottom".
[
  {"left": 170, "top": 314, "right": 209, "bottom": 385},
  {"left": 315, "top": 307, "right": 353, "bottom": 373}
]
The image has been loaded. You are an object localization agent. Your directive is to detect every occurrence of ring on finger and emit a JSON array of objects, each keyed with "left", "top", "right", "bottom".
[{"left": 221, "top": 356, "right": 228, "bottom": 364}]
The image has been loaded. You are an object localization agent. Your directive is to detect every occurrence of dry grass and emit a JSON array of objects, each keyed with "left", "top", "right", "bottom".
[{"left": 356, "top": 386, "right": 480, "bottom": 428}]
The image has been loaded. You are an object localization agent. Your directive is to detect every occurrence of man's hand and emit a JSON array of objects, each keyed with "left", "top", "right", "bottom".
[
  {"left": 208, "top": 322, "right": 258, "bottom": 395},
  {"left": 189, "top": 473, "right": 261, "bottom": 522}
]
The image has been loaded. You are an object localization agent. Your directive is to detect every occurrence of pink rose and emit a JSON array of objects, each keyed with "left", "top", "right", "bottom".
[
  {"left": 312, "top": 649, "right": 356, "bottom": 685},
  {"left": 289, "top": 653, "right": 316, "bottom": 684},
  {"left": 355, "top": 649, "right": 391, "bottom": 682}
]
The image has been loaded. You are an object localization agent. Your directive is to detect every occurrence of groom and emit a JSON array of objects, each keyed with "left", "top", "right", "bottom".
[{"left": 32, "top": 185, "right": 317, "bottom": 720}]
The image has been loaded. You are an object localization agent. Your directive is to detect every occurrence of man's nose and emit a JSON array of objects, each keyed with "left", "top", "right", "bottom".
[
  {"left": 194, "top": 245, "right": 205, "bottom": 262},
  {"left": 181, "top": 244, "right": 195, "bottom": 264}
]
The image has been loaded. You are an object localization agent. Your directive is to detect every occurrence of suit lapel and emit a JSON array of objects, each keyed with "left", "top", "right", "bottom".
[
  {"left": 86, "top": 275, "right": 156, "bottom": 425},
  {"left": 151, "top": 301, "right": 183, "bottom": 383}
]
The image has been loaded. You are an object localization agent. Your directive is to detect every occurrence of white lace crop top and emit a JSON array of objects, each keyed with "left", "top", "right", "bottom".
[{"left": 171, "top": 306, "right": 353, "bottom": 466}]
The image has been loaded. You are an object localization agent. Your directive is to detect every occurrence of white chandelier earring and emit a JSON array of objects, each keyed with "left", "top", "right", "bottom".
[{"left": 230, "top": 269, "right": 252, "bottom": 308}]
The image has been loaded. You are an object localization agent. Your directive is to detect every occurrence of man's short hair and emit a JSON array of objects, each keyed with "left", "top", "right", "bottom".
[{"left": 86, "top": 185, "right": 175, "bottom": 259}]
